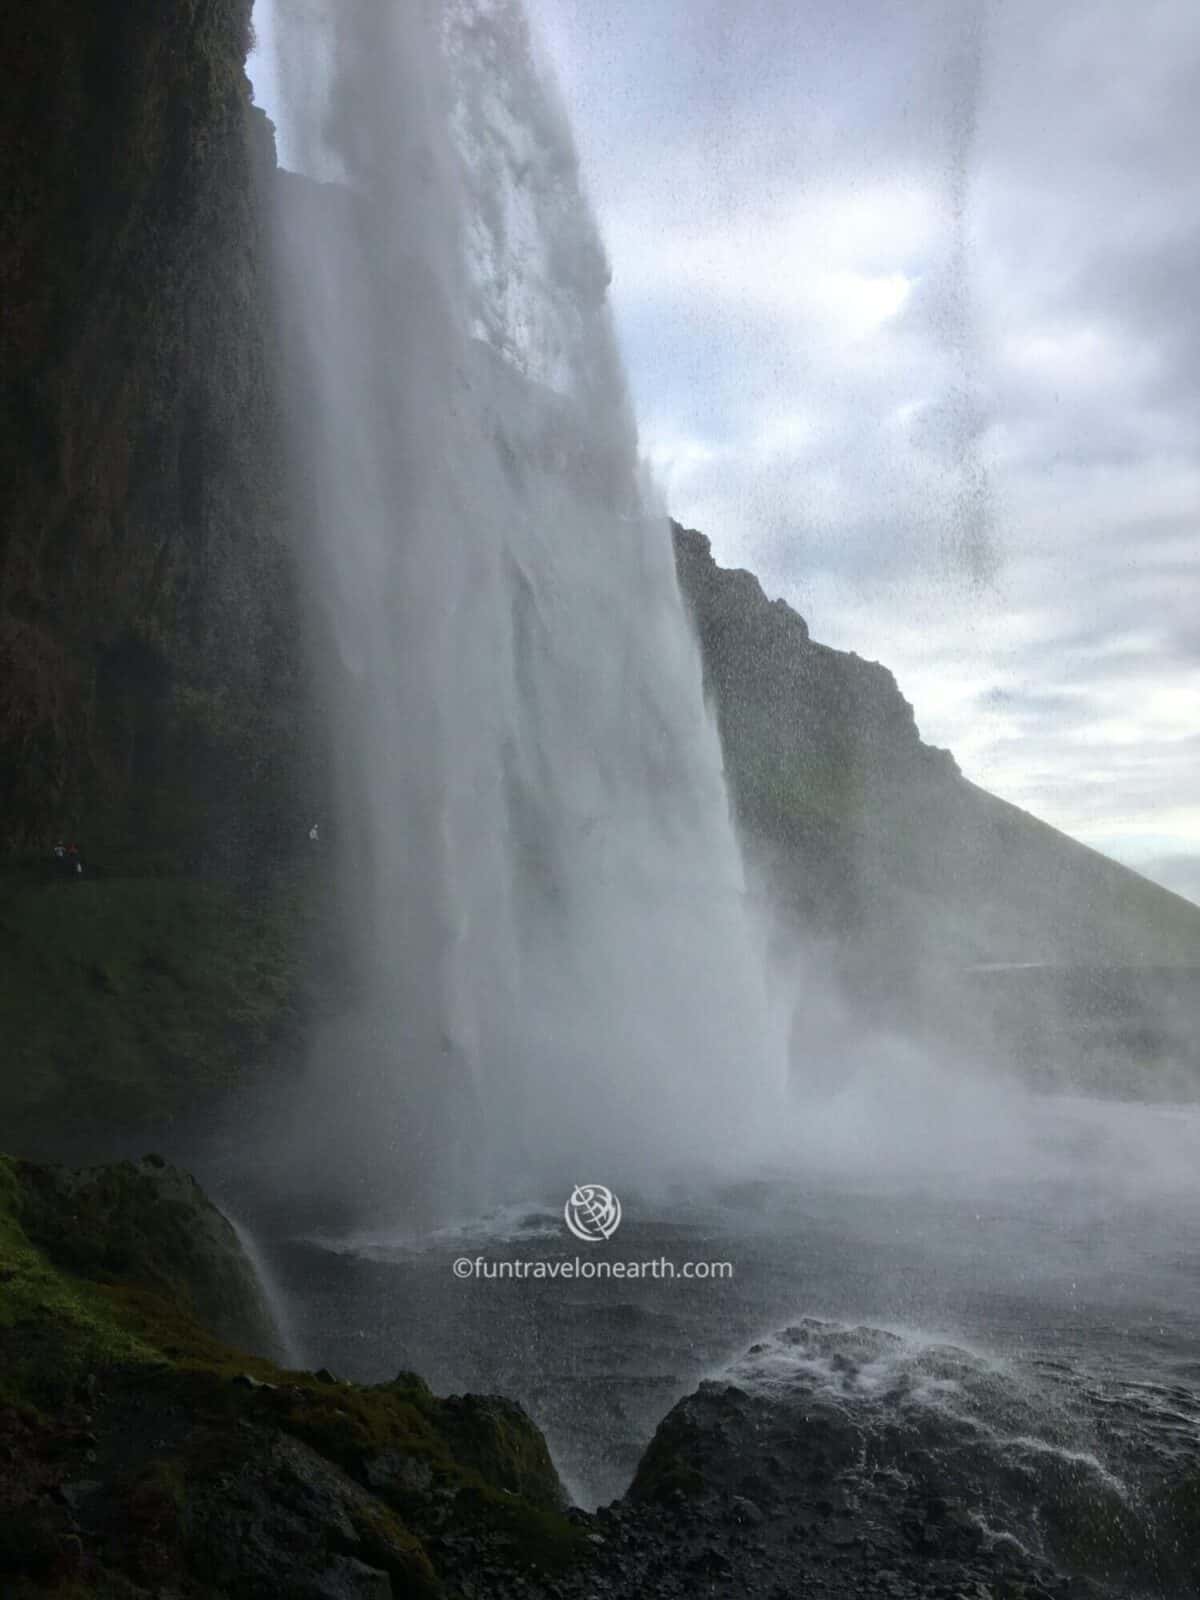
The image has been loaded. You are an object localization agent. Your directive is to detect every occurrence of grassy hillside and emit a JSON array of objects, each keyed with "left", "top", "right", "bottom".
[
  {"left": 0, "top": 862, "right": 342, "bottom": 1159},
  {"left": 673, "top": 522, "right": 1200, "bottom": 1083},
  {"left": 674, "top": 521, "right": 1200, "bottom": 970}
]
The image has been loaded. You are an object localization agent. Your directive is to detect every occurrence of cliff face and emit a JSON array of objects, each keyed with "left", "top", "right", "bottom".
[
  {"left": 0, "top": 3, "right": 341, "bottom": 1159},
  {"left": 0, "top": 0, "right": 317, "bottom": 868},
  {"left": 674, "top": 523, "right": 1200, "bottom": 1067},
  {"left": 673, "top": 523, "right": 959, "bottom": 949}
]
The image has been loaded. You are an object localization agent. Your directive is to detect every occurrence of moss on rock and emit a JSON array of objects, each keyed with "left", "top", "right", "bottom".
[
  {"left": 0, "top": 861, "right": 339, "bottom": 1160},
  {"left": 0, "top": 1156, "right": 589, "bottom": 1596},
  {"left": 13, "top": 1154, "right": 281, "bottom": 1357}
]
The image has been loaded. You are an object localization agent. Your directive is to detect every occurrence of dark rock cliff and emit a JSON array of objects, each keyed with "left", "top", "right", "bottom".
[
  {"left": 673, "top": 522, "right": 958, "bottom": 947},
  {"left": 0, "top": 3, "right": 340, "bottom": 1155},
  {"left": 0, "top": 0, "right": 318, "bottom": 868}
]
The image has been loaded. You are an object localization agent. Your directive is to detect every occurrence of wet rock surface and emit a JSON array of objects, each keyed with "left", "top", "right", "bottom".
[
  {"left": 0, "top": 1362, "right": 582, "bottom": 1598},
  {"left": 467, "top": 1317, "right": 1200, "bottom": 1600},
  {"left": 464, "top": 1395, "right": 1099, "bottom": 1600},
  {"left": 534, "top": 1394, "right": 1098, "bottom": 1600}
]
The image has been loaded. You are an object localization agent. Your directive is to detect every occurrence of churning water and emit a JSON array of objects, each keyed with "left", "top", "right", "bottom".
[
  {"left": 269, "top": 1092, "right": 1200, "bottom": 1593},
  {"left": 264, "top": 0, "right": 786, "bottom": 1221}
]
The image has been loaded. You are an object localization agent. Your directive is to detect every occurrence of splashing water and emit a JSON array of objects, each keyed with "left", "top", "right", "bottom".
[{"left": 262, "top": 0, "right": 787, "bottom": 1221}]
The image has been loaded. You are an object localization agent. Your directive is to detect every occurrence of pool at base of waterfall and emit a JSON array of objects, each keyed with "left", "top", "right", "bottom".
[{"left": 263, "top": 1094, "right": 1200, "bottom": 1597}]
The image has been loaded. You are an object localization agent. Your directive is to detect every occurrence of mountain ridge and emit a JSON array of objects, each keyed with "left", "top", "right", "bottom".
[
  {"left": 673, "top": 519, "right": 1200, "bottom": 1085},
  {"left": 673, "top": 519, "right": 1200, "bottom": 968}
]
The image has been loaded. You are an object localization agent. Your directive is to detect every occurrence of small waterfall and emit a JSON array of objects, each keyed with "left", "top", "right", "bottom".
[
  {"left": 264, "top": 0, "right": 787, "bottom": 1220},
  {"left": 230, "top": 1214, "right": 306, "bottom": 1370}
]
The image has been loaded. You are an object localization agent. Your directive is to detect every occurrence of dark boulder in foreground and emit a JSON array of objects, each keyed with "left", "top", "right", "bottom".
[
  {"left": 555, "top": 1318, "right": 1200, "bottom": 1600},
  {"left": 473, "top": 1317, "right": 1200, "bottom": 1599}
]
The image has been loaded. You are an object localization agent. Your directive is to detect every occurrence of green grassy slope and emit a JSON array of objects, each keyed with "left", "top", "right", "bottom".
[
  {"left": 0, "top": 865, "right": 335, "bottom": 1156},
  {"left": 673, "top": 522, "right": 1200, "bottom": 981}
]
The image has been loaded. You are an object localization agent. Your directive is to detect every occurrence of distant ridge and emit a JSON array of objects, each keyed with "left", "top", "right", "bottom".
[{"left": 673, "top": 522, "right": 1200, "bottom": 1085}]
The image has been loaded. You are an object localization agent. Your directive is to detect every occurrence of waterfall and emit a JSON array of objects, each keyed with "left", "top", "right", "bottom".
[{"left": 264, "top": 0, "right": 787, "bottom": 1220}]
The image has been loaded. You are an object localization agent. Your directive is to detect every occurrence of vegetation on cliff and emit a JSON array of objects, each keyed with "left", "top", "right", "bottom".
[
  {"left": 0, "top": 1156, "right": 585, "bottom": 1597},
  {"left": 673, "top": 521, "right": 1200, "bottom": 971},
  {"left": 0, "top": 856, "right": 344, "bottom": 1161},
  {"left": 674, "top": 522, "right": 1200, "bottom": 1080}
]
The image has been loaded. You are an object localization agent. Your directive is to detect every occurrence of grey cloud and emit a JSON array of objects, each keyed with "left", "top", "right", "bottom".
[
  {"left": 1140, "top": 857, "right": 1200, "bottom": 907},
  {"left": 524, "top": 0, "right": 1200, "bottom": 855}
]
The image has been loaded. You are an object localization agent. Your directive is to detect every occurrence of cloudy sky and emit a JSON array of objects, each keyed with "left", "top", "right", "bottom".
[{"left": 519, "top": 0, "right": 1199, "bottom": 893}]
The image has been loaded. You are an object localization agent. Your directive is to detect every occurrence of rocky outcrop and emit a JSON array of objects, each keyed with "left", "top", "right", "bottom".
[
  {"left": 674, "top": 523, "right": 956, "bottom": 948},
  {"left": 501, "top": 1318, "right": 1198, "bottom": 1600},
  {"left": 0, "top": 1156, "right": 580, "bottom": 1597},
  {"left": 10, "top": 1153, "right": 282, "bottom": 1357}
]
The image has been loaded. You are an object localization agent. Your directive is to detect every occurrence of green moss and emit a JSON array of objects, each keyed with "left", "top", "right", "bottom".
[
  {"left": 97, "top": 1359, "right": 587, "bottom": 1582},
  {"left": 452, "top": 1488, "right": 592, "bottom": 1576},
  {"left": 0, "top": 1155, "right": 589, "bottom": 1594},
  {"left": 0, "top": 1152, "right": 293, "bottom": 1408},
  {"left": 270, "top": 1377, "right": 448, "bottom": 1473},
  {"left": 736, "top": 747, "right": 868, "bottom": 832},
  {"left": 261, "top": 1377, "right": 586, "bottom": 1571},
  {"left": 434, "top": 1393, "right": 566, "bottom": 1508},
  {"left": 0, "top": 866, "right": 325, "bottom": 1148},
  {"left": 15, "top": 1154, "right": 277, "bottom": 1350},
  {"left": 0, "top": 1156, "right": 158, "bottom": 1407},
  {"left": 341, "top": 1494, "right": 437, "bottom": 1594}
]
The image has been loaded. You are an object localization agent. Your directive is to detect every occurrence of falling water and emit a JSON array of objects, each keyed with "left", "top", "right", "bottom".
[{"left": 263, "top": 0, "right": 786, "bottom": 1221}]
